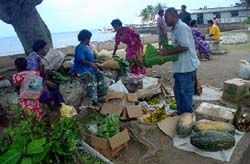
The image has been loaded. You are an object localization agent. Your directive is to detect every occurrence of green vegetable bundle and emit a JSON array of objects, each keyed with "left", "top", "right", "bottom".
[
  {"left": 143, "top": 44, "right": 179, "bottom": 68},
  {"left": 48, "top": 71, "right": 70, "bottom": 84},
  {"left": 97, "top": 114, "right": 120, "bottom": 139},
  {"left": 115, "top": 58, "right": 130, "bottom": 76}
]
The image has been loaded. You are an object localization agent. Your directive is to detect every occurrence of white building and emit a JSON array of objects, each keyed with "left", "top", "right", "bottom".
[{"left": 190, "top": 7, "right": 250, "bottom": 24}]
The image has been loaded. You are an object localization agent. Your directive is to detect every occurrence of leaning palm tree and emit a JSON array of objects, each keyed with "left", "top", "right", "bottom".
[{"left": 140, "top": 8, "right": 150, "bottom": 24}]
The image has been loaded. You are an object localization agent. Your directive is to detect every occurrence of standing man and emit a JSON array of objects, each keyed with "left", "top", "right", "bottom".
[
  {"left": 157, "top": 9, "right": 168, "bottom": 48},
  {"left": 179, "top": 5, "right": 192, "bottom": 25},
  {"left": 159, "top": 7, "right": 200, "bottom": 115}
]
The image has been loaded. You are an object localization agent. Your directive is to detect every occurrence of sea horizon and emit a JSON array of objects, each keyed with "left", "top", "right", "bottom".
[{"left": 0, "top": 29, "right": 116, "bottom": 57}]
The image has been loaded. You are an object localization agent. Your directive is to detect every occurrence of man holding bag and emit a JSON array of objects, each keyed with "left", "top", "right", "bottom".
[{"left": 159, "top": 8, "right": 200, "bottom": 115}]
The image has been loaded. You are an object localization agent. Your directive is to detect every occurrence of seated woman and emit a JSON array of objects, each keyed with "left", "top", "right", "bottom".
[
  {"left": 26, "top": 40, "right": 65, "bottom": 109},
  {"left": 73, "top": 30, "right": 108, "bottom": 106},
  {"left": 111, "top": 19, "right": 146, "bottom": 75},
  {"left": 190, "top": 20, "right": 211, "bottom": 60},
  {"left": 207, "top": 20, "right": 221, "bottom": 41}
]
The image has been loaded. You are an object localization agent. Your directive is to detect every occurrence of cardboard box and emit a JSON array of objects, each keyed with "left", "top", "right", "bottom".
[
  {"left": 195, "top": 102, "right": 237, "bottom": 124},
  {"left": 222, "top": 78, "right": 250, "bottom": 104},
  {"left": 157, "top": 116, "right": 179, "bottom": 138},
  {"left": 101, "top": 92, "right": 143, "bottom": 120},
  {"left": 91, "top": 128, "right": 130, "bottom": 160}
]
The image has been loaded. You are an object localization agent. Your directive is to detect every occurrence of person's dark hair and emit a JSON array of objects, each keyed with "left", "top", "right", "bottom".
[
  {"left": 111, "top": 19, "right": 123, "bottom": 27},
  {"left": 190, "top": 20, "right": 197, "bottom": 27},
  {"left": 78, "top": 29, "right": 92, "bottom": 42},
  {"left": 15, "top": 57, "right": 27, "bottom": 71},
  {"left": 181, "top": 5, "right": 187, "bottom": 9},
  {"left": 213, "top": 17, "right": 217, "bottom": 20},
  {"left": 207, "top": 20, "right": 213, "bottom": 24},
  {"left": 165, "top": 7, "right": 179, "bottom": 17},
  {"left": 32, "top": 40, "right": 47, "bottom": 52},
  {"left": 158, "top": 9, "right": 164, "bottom": 15}
]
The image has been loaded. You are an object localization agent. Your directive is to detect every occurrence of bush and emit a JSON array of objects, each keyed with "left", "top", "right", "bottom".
[{"left": 243, "top": 17, "right": 250, "bottom": 24}]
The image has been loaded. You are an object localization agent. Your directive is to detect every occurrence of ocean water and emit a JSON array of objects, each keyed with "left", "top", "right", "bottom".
[{"left": 0, "top": 30, "right": 115, "bottom": 56}]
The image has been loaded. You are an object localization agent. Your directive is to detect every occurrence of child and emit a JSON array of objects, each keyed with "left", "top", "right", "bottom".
[{"left": 13, "top": 57, "right": 43, "bottom": 120}]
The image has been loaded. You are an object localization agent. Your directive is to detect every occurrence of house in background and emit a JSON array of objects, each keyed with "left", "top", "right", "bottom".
[{"left": 190, "top": 7, "right": 250, "bottom": 24}]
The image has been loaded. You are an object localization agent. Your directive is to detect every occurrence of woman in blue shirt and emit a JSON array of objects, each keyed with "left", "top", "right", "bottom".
[{"left": 74, "top": 30, "right": 107, "bottom": 105}]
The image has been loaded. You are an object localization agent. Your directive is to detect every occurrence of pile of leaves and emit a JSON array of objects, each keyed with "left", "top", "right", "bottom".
[
  {"left": 48, "top": 71, "right": 70, "bottom": 84},
  {"left": 0, "top": 113, "right": 103, "bottom": 164},
  {"left": 115, "top": 58, "right": 130, "bottom": 76},
  {"left": 97, "top": 114, "right": 120, "bottom": 139}
]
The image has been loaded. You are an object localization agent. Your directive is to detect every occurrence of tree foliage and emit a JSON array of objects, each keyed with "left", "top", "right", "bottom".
[{"left": 139, "top": 3, "right": 166, "bottom": 23}]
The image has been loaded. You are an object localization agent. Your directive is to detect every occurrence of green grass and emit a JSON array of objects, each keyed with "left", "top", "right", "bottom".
[{"left": 221, "top": 42, "right": 250, "bottom": 51}]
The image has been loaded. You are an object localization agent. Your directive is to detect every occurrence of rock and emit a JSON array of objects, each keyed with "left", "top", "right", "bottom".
[
  {"left": 0, "top": 88, "right": 19, "bottom": 120},
  {"left": 60, "top": 78, "right": 87, "bottom": 107}
]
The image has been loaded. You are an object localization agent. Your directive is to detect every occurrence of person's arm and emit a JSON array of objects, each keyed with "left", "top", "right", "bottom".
[
  {"left": 80, "top": 59, "right": 97, "bottom": 70},
  {"left": 159, "top": 46, "right": 188, "bottom": 56},
  {"left": 112, "top": 45, "right": 118, "bottom": 57},
  {"left": 112, "top": 33, "right": 120, "bottom": 57}
]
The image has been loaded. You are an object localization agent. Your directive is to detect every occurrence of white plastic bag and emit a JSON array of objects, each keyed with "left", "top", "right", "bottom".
[
  {"left": 108, "top": 80, "right": 128, "bottom": 93},
  {"left": 239, "top": 60, "right": 250, "bottom": 80},
  {"left": 43, "top": 49, "right": 66, "bottom": 70}
]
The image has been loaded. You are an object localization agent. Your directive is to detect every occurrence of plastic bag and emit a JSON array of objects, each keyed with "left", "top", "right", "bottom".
[
  {"left": 143, "top": 44, "right": 179, "bottom": 68},
  {"left": 108, "top": 80, "right": 128, "bottom": 93},
  {"left": 97, "top": 59, "right": 120, "bottom": 70},
  {"left": 239, "top": 60, "right": 250, "bottom": 80},
  {"left": 60, "top": 103, "right": 77, "bottom": 118},
  {"left": 20, "top": 72, "right": 43, "bottom": 100},
  {"left": 43, "top": 49, "right": 66, "bottom": 70}
]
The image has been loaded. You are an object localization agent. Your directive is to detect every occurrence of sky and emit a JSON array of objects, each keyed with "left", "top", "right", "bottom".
[{"left": 0, "top": 0, "right": 239, "bottom": 38}]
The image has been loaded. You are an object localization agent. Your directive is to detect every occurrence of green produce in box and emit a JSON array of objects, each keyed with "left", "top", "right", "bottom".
[{"left": 97, "top": 114, "right": 120, "bottom": 139}]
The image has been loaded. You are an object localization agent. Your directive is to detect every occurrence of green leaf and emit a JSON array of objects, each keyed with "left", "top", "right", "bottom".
[
  {"left": 0, "top": 147, "right": 22, "bottom": 164},
  {"left": 32, "top": 144, "right": 50, "bottom": 164},
  {"left": 26, "top": 138, "right": 46, "bottom": 155},
  {"left": 21, "top": 158, "right": 32, "bottom": 164}
]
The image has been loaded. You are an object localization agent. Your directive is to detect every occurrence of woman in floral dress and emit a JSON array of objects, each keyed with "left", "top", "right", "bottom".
[
  {"left": 190, "top": 20, "right": 211, "bottom": 60},
  {"left": 111, "top": 19, "right": 146, "bottom": 75}
]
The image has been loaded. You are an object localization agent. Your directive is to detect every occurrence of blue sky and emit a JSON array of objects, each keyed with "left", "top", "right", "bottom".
[{"left": 0, "top": 0, "right": 238, "bottom": 38}]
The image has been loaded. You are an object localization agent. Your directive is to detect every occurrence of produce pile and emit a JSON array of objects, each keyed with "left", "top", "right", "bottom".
[
  {"left": 48, "top": 71, "right": 70, "bottom": 84},
  {"left": 143, "top": 107, "right": 168, "bottom": 123},
  {"left": 175, "top": 113, "right": 237, "bottom": 152},
  {"left": 0, "top": 112, "right": 104, "bottom": 164},
  {"left": 97, "top": 114, "right": 120, "bottom": 139},
  {"left": 141, "top": 96, "right": 178, "bottom": 123},
  {"left": 115, "top": 57, "right": 130, "bottom": 76}
]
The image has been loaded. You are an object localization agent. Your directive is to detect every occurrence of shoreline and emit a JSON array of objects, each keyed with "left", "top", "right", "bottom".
[{"left": 0, "top": 34, "right": 158, "bottom": 70}]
